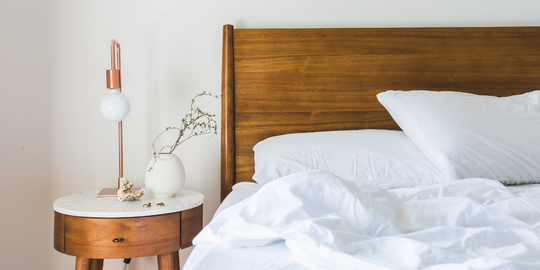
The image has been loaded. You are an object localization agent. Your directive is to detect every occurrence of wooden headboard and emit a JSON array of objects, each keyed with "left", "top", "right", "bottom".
[{"left": 220, "top": 24, "right": 540, "bottom": 201}]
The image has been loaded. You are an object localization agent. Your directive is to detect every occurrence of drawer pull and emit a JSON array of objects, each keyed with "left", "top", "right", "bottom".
[{"left": 112, "top": 238, "right": 124, "bottom": 243}]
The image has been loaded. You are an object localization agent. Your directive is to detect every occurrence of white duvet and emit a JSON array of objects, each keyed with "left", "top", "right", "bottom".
[{"left": 194, "top": 170, "right": 540, "bottom": 270}]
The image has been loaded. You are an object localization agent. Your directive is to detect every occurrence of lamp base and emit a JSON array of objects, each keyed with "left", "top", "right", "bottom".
[{"left": 97, "top": 187, "right": 141, "bottom": 198}]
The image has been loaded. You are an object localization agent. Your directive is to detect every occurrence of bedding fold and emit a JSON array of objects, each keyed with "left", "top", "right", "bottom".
[{"left": 194, "top": 170, "right": 540, "bottom": 270}]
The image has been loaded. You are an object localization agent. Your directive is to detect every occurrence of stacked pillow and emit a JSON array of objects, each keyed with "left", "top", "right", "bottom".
[
  {"left": 253, "top": 129, "right": 448, "bottom": 188},
  {"left": 377, "top": 90, "right": 540, "bottom": 185},
  {"left": 252, "top": 90, "right": 540, "bottom": 186}
]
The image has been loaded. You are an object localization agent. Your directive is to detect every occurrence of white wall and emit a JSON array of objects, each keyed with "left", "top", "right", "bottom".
[{"left": 1, "top": 0, "right": 540, "bottom": 269}]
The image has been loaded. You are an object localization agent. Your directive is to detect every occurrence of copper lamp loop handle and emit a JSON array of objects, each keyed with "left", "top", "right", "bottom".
[
  {"left": 106, "top": 40, "right": 122, "bottom": 89},
  {"left": 110, "top": 39, "right": 121, "bottom": 71}
]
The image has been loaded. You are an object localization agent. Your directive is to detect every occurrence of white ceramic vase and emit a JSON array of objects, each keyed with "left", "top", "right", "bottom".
[{"left": 145, "top": 153, "right": 186, "bottom": 198}]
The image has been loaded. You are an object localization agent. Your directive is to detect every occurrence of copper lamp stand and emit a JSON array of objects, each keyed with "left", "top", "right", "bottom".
[{"left": 97, "top": 40, "right": 140, "bottom": 197}]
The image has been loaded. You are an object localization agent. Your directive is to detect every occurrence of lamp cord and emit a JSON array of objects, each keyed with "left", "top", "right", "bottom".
[{"left": 123, "top": 258, "right": 131, "bottom": 270}]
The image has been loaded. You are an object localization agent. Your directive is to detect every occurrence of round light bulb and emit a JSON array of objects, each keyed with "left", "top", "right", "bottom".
[{"left": 100, "top": 88, "right": 130, "bottom": 122}]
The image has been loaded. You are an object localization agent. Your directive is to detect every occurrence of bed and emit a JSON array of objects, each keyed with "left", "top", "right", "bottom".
[{"left": 184, "top": 25, "right": 540, "bottom": 270}]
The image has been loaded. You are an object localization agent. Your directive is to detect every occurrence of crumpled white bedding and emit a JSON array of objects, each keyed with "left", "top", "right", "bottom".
[{"left": 192, "top": 170, "right": 540, "bottom": 270}]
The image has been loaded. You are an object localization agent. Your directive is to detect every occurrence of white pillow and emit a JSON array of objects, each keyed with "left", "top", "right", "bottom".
[
  {"left": 377, "top": 90, "right": 540, "bottom": 185},
  {"left": 252, "top": 130, "right": 448, "bottom": 188}
]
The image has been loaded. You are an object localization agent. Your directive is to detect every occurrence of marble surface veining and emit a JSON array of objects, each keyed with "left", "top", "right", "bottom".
[{"left": 53, "top": 189, "right": 204, "bottom": 218}]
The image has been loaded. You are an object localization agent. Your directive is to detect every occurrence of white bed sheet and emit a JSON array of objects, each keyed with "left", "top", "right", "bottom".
[
  {"left": 184, "top": 176, "right": 540, "bottom": 270},
  {"left": 185, "top": 182, "right": 310, "bottom": 270}
]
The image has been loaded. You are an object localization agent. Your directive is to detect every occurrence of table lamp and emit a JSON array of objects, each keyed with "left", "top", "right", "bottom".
[{"left": 97, "top": 39, "right": 138, "bottom": 197}]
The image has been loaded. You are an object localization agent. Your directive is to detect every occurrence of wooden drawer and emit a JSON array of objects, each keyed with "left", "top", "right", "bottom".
[{"left": 63, "top": 213, "right": 181, "bottom": 259}]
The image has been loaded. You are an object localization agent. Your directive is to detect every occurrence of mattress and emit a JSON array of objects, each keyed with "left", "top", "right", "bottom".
[{"left": 184, "top": 179, "right": 540, "bottom": 270}]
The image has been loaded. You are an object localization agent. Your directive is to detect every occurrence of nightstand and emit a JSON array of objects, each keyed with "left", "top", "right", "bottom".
[{"left": 53, "top": 189, "right": 203, "bottom": 270}]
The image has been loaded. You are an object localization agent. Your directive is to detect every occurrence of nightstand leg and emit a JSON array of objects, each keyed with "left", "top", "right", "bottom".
[
  {"left": 157, "top": 251, "right": 180, "bottom": 270},
  {"left": 75, "top": 257, "right": 103, "bottom": 270},
  {"left": 90, "top": 259, "right": 104, "bottom": 270}
]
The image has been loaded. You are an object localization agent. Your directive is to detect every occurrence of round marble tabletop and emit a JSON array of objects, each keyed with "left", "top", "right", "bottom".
[{"left": 53, "top": 189, "right": 204, "bottom": 218}]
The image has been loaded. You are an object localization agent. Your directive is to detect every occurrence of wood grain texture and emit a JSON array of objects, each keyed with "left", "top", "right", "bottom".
[
  {"left": 221, "top": 26, "right": 540, "bottom": 195},
  {"left": 75, "top": 257, "right": 103, "bottom": 270},
  {"left": 180, "top": 204, "right": 203, "bottom": 249},
  {"left": 64, "top": 213, "right": 180, "bottom": 259},
  {"left": 90, "top": 258, "right": 104, "bottom": 270},
  {"left": 54, "top": 211, "right": 65, "bottom": 253},
  {"left": 75, "top": 257, "right": 91, "bottom": 270},
  {"left": 221, "top": 24, "right": 236, "bottom": 201},
  {"left": 157, "top": 252, "right": 180, "bottom": 270}
]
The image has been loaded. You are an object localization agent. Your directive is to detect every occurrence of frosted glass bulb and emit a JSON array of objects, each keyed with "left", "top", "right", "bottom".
[{"left": 100, "top": 89, "right": 130, "bottom": 122}]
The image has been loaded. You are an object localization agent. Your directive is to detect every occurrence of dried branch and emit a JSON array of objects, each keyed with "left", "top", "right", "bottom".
[{"left": 149, "top": 91, "right": 218, "bottom": 171}]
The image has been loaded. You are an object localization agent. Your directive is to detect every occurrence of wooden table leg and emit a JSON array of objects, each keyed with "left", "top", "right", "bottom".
[
  {"left": 157, "top": 251, "right": 180, "bottom": 270},
  {"left": 75, "top": 257, "right": 91, "bottom": 270},
  {"left": 90, "top": 259, "right": 104, "bottom": 270},
  {"left": 75, "top": 257, "right": 104, "bottom": 270}
]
